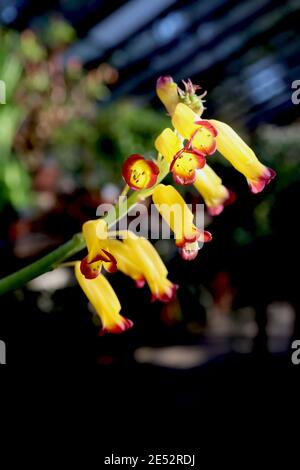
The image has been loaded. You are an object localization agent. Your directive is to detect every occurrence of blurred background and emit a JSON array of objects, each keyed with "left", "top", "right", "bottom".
[{"left": 0, "top": 0, "right": 299, "bottom": 411}]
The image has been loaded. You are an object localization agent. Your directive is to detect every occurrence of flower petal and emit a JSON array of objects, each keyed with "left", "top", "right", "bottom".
[
  {"left": 179, "top": 241, "right": 200, "bottom": 261},
  {"left": 191, "top": 120, "right": 218, "bottom": 155},
  {"left": 121, "top": 232, "right": 177, "bottom": 303},
  {"left": 80, "top": 250, "right": 116, "bottom": 279},
  {"left": 75, "top": 262, "right": 133, "bottom": 335},
  {"left": 170, "top": 149, "right": 205, "bottom": 185},
  {"left": 122, "top": 154, "right": 159, "bottom": 190},
  {"left": 152, "top": 184, "right": 212, "bottom": 248},
  {"left": 172, "top": 104, "right": 217, "bottom": 155},
  {"left": 209, "top": 119, "right": 276, "bottom": 193},
  {"left": 156, "top": 76, "right": 180, "bottom": 115},
  {"left": 193, "top": 164, "right": 235, "bottom": 215},
  {"left": 155, "top": 128, "right": 182, "bottom": 164}
]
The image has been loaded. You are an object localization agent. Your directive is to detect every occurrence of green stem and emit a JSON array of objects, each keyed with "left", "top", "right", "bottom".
[
  {"left": 0, "top": 233, "right": 85, "bottom": 296},
  {"left": 0, "top": 164, "right": 169, "bottom": 296}
]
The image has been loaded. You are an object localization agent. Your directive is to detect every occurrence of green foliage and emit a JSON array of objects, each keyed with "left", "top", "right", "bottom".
[
  {"left": 53, "top": 101, "right": 169, "bottom": 187},
  {"left": 0, "top": 28, "right": 32, "bottom": 211}
]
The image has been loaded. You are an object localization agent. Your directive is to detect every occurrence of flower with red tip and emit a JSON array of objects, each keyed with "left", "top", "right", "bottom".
[
  {"left": 155, "top": 128, "right": 205, "bottom": 185},
  {"left": 75, "top": 262, "right": 133, "bottom": 335},
  {"left": 102, "top": 238, "right": 146, "bottom": 287},
  {"left": 209, "top": 119, "right": 276, "bottom": 193},
  {"left": 80, "top": 219, "right": 116, "bottom": 279},
  {"left": 172, "top": 103, "right": 218, "bottom": 156},
  {"left": 121, "top": 232, "right": 178, "bottom": 303},
  {"left": 156, "top": 76, "right": 180, "bottom": 115},
  {"left": 179, "top": 241, "right": 200, "bottom": 261},
  {"left": 152, "top": 184, "right": 212, "bottom": 258},
  {"left": 122, "top": 154, "right": 159, "bottom": 190},
  {"left": 194, "top": 164, "right": 235, "bottom": 216}
]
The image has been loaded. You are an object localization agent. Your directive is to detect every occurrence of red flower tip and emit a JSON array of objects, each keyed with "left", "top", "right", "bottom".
[
  {"left": 157, "top": 76, "right": 174, "bottom": 88},
  {"left": 188, "top": 120, "right": 218, "bottom": 156},
  {"left": 208, "top": 205, "right": 225, "bottom": 216},
  {"left": 151, "top": 284, "right": 178, "bottom": 303},
  {"left": 207, "top": 189, "right": 236, "bottom": 216},
  {"left": 249, "top": 167, "right": 276, "bottom": 194},
  {"left": 194, "top": 119, "right": 218, "bottom": 137},
  {"left": 179, "top": 246, "right": 199, "bottom": 261},
  {"left": 135, "top": 278, "right": 146, "bottom": 289},
  {"left": 122, "top": 154, "right": 159, "bottom": 190},
  {"left": 170, "top": 148, "right": 206, "bottom": 186},
  {"left": 80, "top": 251, "right": 116, "bottom": 279},
  {"left": 201, "top": 230, "right": 213, "bottom": 242},
  {"left": 99, "top": 318, "right": 134, "bottom": 336}
]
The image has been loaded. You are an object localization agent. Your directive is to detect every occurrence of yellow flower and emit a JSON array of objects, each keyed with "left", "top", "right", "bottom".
[
  {"left": 120, "top": 232, "right": 177, "bottom": 302},
  {"left": 80, "top": 220, "right": 176, "bottom": 302},
  {"left": 152, "top": 184, "right": 212, "bottom": 255},
  {"left": 122, "top": 154, "right": 159, "bottom": 190},
  {"left": 171, "top": 103, "right": 275, "bottom": 193},
  {"left": 156, "top": 76, "right": 180, "bottom": 115},
  {"left": 172, "top": 103, "right": 218, "bottom": 156},
  {"left": 102, "top": 238, "right": 145, "bottom": 288},
  {"left": 209, "top": 119, "right": 276, "bottom": 193},
  {"left": 194, "top": 164, "right": 235, "bottom": 216},
  {"left": 80, "top": 219, "right": 116, "bottom": 279},
  {"left": 155, "top": 128, "right": 205, "bottom": 185},
  {"left": 75, "top": 262, "right": 133, "bottom": 335}
]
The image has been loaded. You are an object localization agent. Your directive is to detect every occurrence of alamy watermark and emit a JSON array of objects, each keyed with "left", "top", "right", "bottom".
[
  {"left": 0, "top": 80, "right": 6, "bottom": 104},
  {"left": 291, "top": 340, "right": 300, "bottom": 365},
  {"left": 291, "top": 80, "right": 300, "bottom": 105},
  {"left": 0, "top": 340, "right": 6, "bottom": 365},
  {"left": 96, "top": 197, "right": 205, "bottom": 244}
]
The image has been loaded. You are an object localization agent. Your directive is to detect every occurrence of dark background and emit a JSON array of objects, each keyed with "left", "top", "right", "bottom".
[{"left": 0, "top": 0, "right": 299, "bottom": 445}]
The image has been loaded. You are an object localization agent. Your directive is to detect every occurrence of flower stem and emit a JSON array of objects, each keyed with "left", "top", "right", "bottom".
[
  {"left": 0, "top": 162, "right": 169, "bottom": 296},
  {"left": 120, "top": 184, "right": 130, "bottom": 197},
  {"left": 0, "top": 233, "right": 85, "bottom": 296}
]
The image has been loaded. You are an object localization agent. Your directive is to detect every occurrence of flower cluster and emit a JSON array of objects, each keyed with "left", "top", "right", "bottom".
[
  {"left": 75, "top": 219, "right": 177, "bottom": 335},
  {"left": 75, "top": 75, "right": 275, "bottom": 334}
]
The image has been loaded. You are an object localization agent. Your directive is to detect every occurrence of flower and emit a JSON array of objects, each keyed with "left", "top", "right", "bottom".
[
  {"left": 152, "top": 184, "right": 212, "bottom": 256},
  {"left": 102, "top": 238, "right": 145, "bottom": 288},
  {"left": 122, "top": 154, "right": 159, "bottom": 190},
  {"left": 119, "top": 232, "right": 178, "bottom": 302},
  {"left": 75, "top": 262, "right": 133, "bottom": 335},
  {"left": 209, "top": 119, "right": 276, "bottom": 193},
  {"left": 156, "top": 76, "right": 180, "bottom": 115},
  {"left": 80, "top": 219, "right": 116, "bottom": 279},
  {"left": 80, "top": 219, "right": 176, "bottom": 302},
  {"left": 194, "top": 164, "right": 235, "bottom": 216},
  {"left": 179, "top": 240, "right": 200, "bottom": 261},
  {"left": 155, "top": 128, "right": 205, "bottom": 185},
  {"left": 172, "top": 103, "right": 218, "bottom": 156}
]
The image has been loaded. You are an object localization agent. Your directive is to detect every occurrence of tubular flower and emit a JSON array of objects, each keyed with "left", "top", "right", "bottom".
[
  {"left": 194, "top": 164, "right": 235, "bottom": 216},
  {"left": 80, "top": 219, "right": 116, "bottom": 279},
  {"left": 156, "top": 76, "right": 180, "bottom": 116},
  {"left": 172, "top": 103, "right": 218, "bottom": 156},
  {"left": 123, "top": 234, "right": 178, "bottom": 302},
  {"left": 152, "top": 184, "right": 212, "bottom": 254},
  {"left": 122, "top": 154, "right": 159, "bottom": 190},
  {"left": 155, "top": 128, "right": 205, "bottom": 185},
  {"left": 102, "top": 238, "right": 146, "bottom": 288},
  {"left": 209, "top": 119, "right": 276, "bottom": 193},
  {"left": 75, "top": 262, "right": 133, "bottom": 335},
  {"left": 179, "top": 241, "right": 200, "bottom": 261}
]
